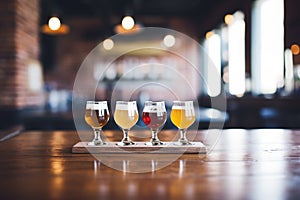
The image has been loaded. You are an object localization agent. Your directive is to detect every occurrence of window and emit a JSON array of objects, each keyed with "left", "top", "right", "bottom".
[
  {"left": 251, "top": 0, "right": 284, "bottom": 94},
  {"left": 228, "top": 11, "right": 246, "bottom": 96},
  {"left": 204, "top": 32, "right": 222, "bottom": 97}
]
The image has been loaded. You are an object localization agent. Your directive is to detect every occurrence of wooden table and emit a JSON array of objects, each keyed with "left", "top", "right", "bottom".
[{"left": 0, "top": 129, "right": 299, "bottom": 199}]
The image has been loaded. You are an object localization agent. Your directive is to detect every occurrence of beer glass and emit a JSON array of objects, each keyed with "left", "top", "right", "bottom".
[
  {"left": 170, "top": 101, "right": 195, "bottom": 145},
  {"left": 114, "top": 101, "right": 139, "bottom": 145},
  {"left": 142, "top": 101, "right": 167, "bottom": 145},
  {"left": 85, "top": 101, "right": 110, "bottom": 145}
]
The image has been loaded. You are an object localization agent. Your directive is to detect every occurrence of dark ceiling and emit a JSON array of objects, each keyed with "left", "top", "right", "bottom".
[
  {"left": 42, "top": 0, "right": 224, "bottom": 18},
  {"left": 40, "top": 0, "right": 248, "bottom": 36},
  {"left": 40, "top": 0, "right": 300, "bottom": 46}
]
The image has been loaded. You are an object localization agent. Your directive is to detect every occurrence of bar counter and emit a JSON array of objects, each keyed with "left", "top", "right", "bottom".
[{"left": 0, "top": 129, "right": 299, "bottom": 199}]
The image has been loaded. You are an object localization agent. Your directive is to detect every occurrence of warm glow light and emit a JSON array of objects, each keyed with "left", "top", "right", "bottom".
[
  {"left": 205, "top": 31, "right": 214, "bottom": 39},
  {"left": 224, "top": 14, "right": 234, "bottom": 25},
  {"left": 291, "top": 44, "right": 300, "bottom": 55},
  {"left": 121, "top": 16, "right": 135, "bottom": 30},
  {"left": 163, "top": 34, "right": 176, "bottom": 47},
  {"left": 48, "top": 17, "right": 61, "bottom": 31},
  {"left": 114, "top": 23, "right": 142, "bottom": 34},
  {"left": 103, "top": 39, "right": 114, "bottom": 50}
]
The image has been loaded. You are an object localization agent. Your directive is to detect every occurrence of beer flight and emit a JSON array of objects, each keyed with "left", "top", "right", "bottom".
[{"left": 85, "top": 100, "right": 195, "bottom": 146}]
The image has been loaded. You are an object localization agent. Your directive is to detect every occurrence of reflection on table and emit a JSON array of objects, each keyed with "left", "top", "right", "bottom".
[{"left": 0, "top": 129, "right": 299, "bottom": 199}]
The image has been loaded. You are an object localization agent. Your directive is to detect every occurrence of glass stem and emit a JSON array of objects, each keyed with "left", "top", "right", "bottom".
[
  {"left": 178, "top": 129, "right": 190, "bottom": 145},
  {"left": 92, "top": 128, "right": 104, "bottom": 145},
  {"left": 117, "top": 129, "right": 134, "bottom": 145},
  {"left": 148, "top": 129, "right": 163, "bottom": 145},
  {"left": 151, "top": 130, "right": 159, "bottom": 141},
  {"left": 150, "top": 130, "right": 163, "bottom": 145},
  {"left": 122, "top": 129, "right": 130, "bottom": 142}
]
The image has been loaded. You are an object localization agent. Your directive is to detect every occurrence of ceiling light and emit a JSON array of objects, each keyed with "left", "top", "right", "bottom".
[
  {"left": 163, "top": 35, "right": 176, "bottom": 47},
  {"left": 114, "top": 14, "right": 143, "bottom": 34},
  {"left": 121, "top": 16, "right": 135, "bottom": 30},
  {"left": 291, "top": 44, "right": 300, "bottom": 55},
  {"left": 48, "top": 17, "right": 61, "bottom": 31},
  {"left": 41, "top": 16, "right": 70, "bottom": 35},
  {"left": 224, "top": 14, "right": 234, "bottom": 25},
  {"left": 205, "top": 31, "right": 214, "bottom": 39},
  {"left": 103, "top": 39, "right": 114, "bottom": 50}
]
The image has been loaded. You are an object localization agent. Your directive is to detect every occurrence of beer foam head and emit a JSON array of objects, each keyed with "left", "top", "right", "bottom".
[
  {"left": 143, "top": 101, "right": 166, "bottom": 112},
  {"left": 172, "top": 101, "right": 194, "bottom": 109},
  {"left": 115, "top": 101, "right": 137, "bottom": 110},
  {"left": 86, "top": 101, "right": 108, "bottom": 110},
  {"left": 172, "top": 101, "right": 195, "bottom": 116}
]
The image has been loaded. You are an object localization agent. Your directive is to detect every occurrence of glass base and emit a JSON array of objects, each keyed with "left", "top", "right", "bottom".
[
  {"left": 117, "top": 141, "right": 135, "bottom": 146},
  {"left": 145, "top": 139, "right": 164, "bottom": 146},
  {"left": 87, "top": 141, "right": 106, "bottom": 146},
  {"left": 174, "top": 139, "right": 193, "bottom": 146}
]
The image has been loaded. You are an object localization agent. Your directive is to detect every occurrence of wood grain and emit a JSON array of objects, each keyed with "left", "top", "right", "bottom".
[{"left": 0, "top": 129, "right": 299, "bottom": 200}]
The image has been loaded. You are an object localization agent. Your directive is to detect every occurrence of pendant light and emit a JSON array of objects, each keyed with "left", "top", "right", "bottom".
[{"left": 41, "top": 16, "right": 70, "bottom": 35}]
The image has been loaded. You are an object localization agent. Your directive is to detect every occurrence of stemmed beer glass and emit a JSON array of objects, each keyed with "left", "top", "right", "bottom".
[
  {"left": 114, "top": 101, "right": 139, "bottom": 146},
  {"left": 170, "top": 101, "right": 195, "bottom": 145},
  {"left": 85, "top": 101, "right": 110, "bottom": 145},
  {"left": 142, "top": 101, "right": 167, "bottom": 145}
]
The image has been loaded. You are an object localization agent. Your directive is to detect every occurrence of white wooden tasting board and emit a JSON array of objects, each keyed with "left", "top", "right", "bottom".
[{"left": 72, "top": 141, "right": 207, "bottom": 154}]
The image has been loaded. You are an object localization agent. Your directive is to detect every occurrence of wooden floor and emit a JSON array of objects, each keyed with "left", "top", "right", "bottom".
[{"left": 0, "top": 129, "right": 299, "bottom": 199}]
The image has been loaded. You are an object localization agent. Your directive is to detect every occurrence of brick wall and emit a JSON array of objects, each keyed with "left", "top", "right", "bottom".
[{"left": 0, "top": 0, "right": 44, "bottom": 109}]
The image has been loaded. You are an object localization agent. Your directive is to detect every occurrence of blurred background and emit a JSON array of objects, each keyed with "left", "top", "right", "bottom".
[{"left": 0, "top": 0, "right": 300, "bottom": 130}]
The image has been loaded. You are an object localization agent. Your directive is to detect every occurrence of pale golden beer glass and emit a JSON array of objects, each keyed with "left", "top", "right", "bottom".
[{"left": 114, "top": 101, "right": 139, "bottom": 145}]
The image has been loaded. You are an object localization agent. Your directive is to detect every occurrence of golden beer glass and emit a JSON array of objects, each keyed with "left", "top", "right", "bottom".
[{"left": 170, "top": 101, "right": 195, "bottom": 145}]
